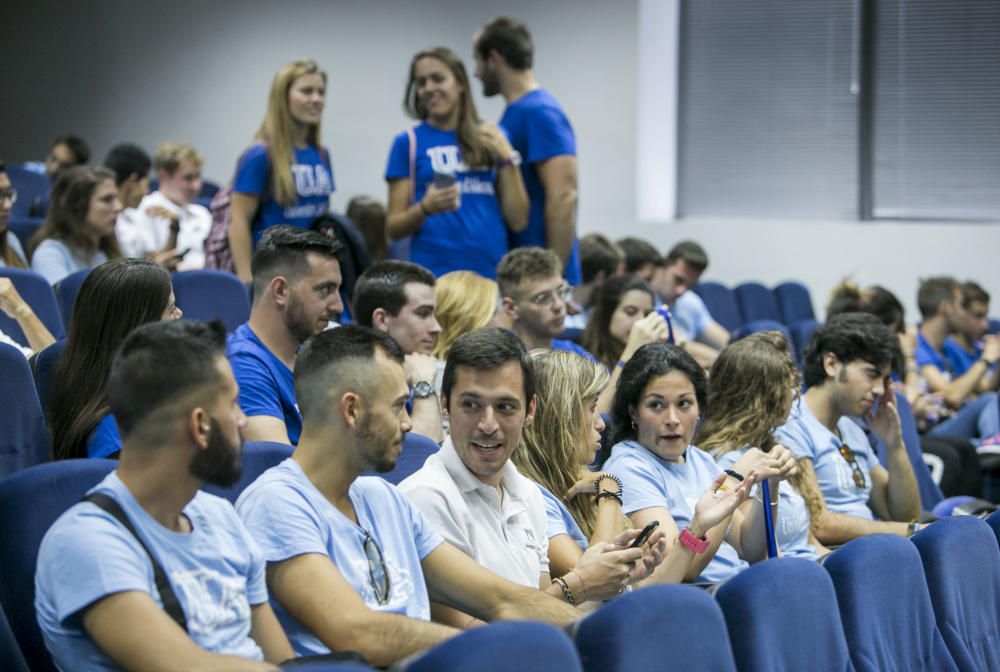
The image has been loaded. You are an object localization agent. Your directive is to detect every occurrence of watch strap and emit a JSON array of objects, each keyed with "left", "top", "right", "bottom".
[{"left": 678, "top": 527, "right": 709, "bottom": 554}]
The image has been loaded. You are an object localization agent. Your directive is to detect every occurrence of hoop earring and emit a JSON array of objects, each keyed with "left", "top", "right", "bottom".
[{"left": 631, "top": 420, "right": 637, "bottom": 431}]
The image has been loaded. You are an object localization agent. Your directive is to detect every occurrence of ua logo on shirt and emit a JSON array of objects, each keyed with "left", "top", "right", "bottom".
[
  {"left": 170, "top": 568, "right": 251, "bottom": 637},
  {"left": 291, "top": 164, "right": 333, "bottom": 197}
]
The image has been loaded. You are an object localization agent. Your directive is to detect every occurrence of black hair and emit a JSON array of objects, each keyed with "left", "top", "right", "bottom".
[
  {"left": 616, "top": 237, "right": 663, "bottom": 275},
  {"left": 52, "top": 135, "right": 91, "bottom": 165},
  {"left": 250, "top": 225, "right": 343, "bottom": 299},
  {"left": 664, "top": 240, "right": 709, "bottom": 274},
  {"left": 475, "top": 17, "right": 534, "bottom": 70},
  {"left": 827, "top": 282, "right": 906, "bottom": 334},
  {"left": 802, "top": 313, "right": 901, "bottom": 388},
  {"left": 109, "top": 320, "right": 227, "bottom": 439},
  {"left": 609, "top": 343, "right": 707, "bottom": 446},
  {"left": 960, "top": 281, "right": 990, "bottom": 309},
  {"left": 103, "top": 143, "right": 152, "bottom": 186},
  {"left": 294, "top": 324, "right": 405, "bottom": 422},
  {"left": 917, "top": 276, "right": 959, "bottom": 320},
  {"left": 442, "top": 327, "right": 535, "bottom": 409},
  {"left": 579, "top": 233, "right": 623, "bottom": 285},
  {"left": 352, "top": 260, "right": 436, "bottom": 327},
  {"left": 582, "top": 274, "right": 655, "bottom": 370}
]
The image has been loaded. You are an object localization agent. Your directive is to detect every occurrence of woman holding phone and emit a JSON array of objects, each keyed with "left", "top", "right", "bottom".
[{"left": 385, "top": 46, "right": 527, "bottom": 279}]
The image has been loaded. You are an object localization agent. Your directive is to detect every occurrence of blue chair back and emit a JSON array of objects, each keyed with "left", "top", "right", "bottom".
[
  {"left": 715, "top": 558, "right": 852, "bottom": 672},
  {"left": 895, "top": 393, "right": 944, "bottom": 509},
  {"left": 773, "top": 281, "right": 816, "bottom": 324},
  {"left": 692, "top": 281, "right": 742, "bottom": 332},
  {"left": 0, "top": 605, "right": 29, "bottom": 672},
  {"left": 574, "top": 584, "right": 736, "bottom": 671},
  {"left": 6, "top": 166, "right": 48, "bottom": 218},
  {"left": 734, "top": 281, "right": 782, "bottom": 323},
  {"left": 912, "top": 517, "right": 1000, "bottom": 672},
  {"left": 731, "top": 319, "right": 793, "bottom": 343},
  {"left": 53, "top": 267, "right": 92, "bottom": 327},
  {"left": 0, "top": 268, "right": 65, "bottom": 345},
  {"left": 0, "top": 343, "right": 50, "bottom": 477},
  {"left": 986, "top": 509, "right": 1000, "bottom": 546},
  {"left": 988, "top": 319, "right": 1000, "bottom": 336},
  {"left": 822, "top": 534, "right": 958, "bottom": 672},
  {"left": 366, "top": 433, "right": 439, "bottom": 485},
  {"left": 406, "top": 621, "right": 581, "bottom": 672},
  {"left": 32, "top": 339, "right": 66, "bottom": 419},
  {"left": 0, "top": 459, "right": 117, "bottom": 671},
  {"left": 201, "top": 441, "right": 294, "bottom": 504},
  {"left": 789, "top": 318, "right": 820, "bottom": 365},
  {"left": 172, "top": 269, "right": 250, "bottom": 332},
  {"left": 8, "top": 216, "right": 44, "bottom": 251}
]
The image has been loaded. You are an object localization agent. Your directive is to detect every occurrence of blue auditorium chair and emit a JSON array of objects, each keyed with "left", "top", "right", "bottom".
[
  {"left": 172, "top": 269, "right": 250, "bottom": 332},
  {"left": 788, "top": 318, "right": 820, "bottom": 364},
  {"left": 692, "top": 281, "right": 742, "bottom": 332},
  {"left": 53, "top": 267, "right": 92, "bottom": 326},
  {"left": 403, "top": 621, "right": 582, "bottom": 672},
  {"left": 773, "top": 281, "right": 816, "bottom": 325},
  {"left": 573, "top": 584, "right": 737, "bottom": 672},
  {"left": 0, "top": 268, "right": 65, "bottom": 346},
  {"left": 715, "top": 558, "right": 852, "bottom": 672},
  {"left": 0, "top": 605, "right": 29, "bottom": 672},
  {"left": 202, "top": 440, "right": 294, "bottom": 504},
  {"left": 822, "top": 534, "right": 958, "bottom": 672},
  {"left": 986, "top": 509, "right": 1000, "bottom": 545},
  {"left": 731, "top": 319, "right": 793, "bottom": 343},
  {"left": 31, "top": 339, "right": 65, "bottom": 418},
  {"left": 8, "top": 215, "right": 44, "bottom": 251},
  {"left": 281, "top": 663, "right": 374, "bottom": 671},
  {"left": 0, "top": 459, "right": 117, "bottom": 671},
  {"left": 365, "top": 432, "right": 439, "bottom": 485},
  {"left": 6, "top": 165, "right": 48, "bottom": 218},
  {"left": 0, "top": 343, "right": 50, "bottom": 477},
  {"left": 988, "top": 319, "right": 1000, "bottom": 336},
  {"left": 912, "top": 517, "right": 1000, "bottom": 672},
  {"left": 734, "top": 281, "right": 782, "bottom": 323}
]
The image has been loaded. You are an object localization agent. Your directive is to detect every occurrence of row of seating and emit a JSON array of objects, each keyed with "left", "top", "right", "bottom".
[{"left": 1, "top": 453, "right": 999, "bottom": 671}]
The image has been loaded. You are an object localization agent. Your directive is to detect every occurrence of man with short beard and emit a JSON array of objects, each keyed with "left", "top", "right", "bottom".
[
  {"left": 35, "top": 320, "right": 294, "bottom": 671},
  {"left": 228, "top": 225, "right": 343, "bottom": 445}
]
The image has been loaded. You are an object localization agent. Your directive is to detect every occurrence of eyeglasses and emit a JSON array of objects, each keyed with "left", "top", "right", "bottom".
[
  {"left": 363, "top": 530, "right": 391, "bottom": 605},
  {"left": 528, "top": 284, "right": 571, "bottom": 307},
  {"left": 838, "top": 444, "right": 867, "bottom": 489},
  {"left": 0, "top": 188, "right": 17, "bottom": 205}
]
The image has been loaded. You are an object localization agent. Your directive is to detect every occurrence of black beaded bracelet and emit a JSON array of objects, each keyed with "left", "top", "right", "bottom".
[
  {"left": 552, "top": 576, "right": 576, "bottom": 606},
  {"left": 593, "top": 472, "right": 624, "bottom": 496},
  {"left": 595, "top": 490, "right": 624, "bottom": 506}
]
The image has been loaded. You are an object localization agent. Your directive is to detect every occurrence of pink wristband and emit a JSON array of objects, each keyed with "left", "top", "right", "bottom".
[{"left": 678, "top": 527, "right": 709, "bottom": 553}]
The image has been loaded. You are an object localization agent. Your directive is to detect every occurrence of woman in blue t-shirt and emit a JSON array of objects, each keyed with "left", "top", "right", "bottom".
[
  {"left": 698, "top": 332, "right": 828, "bottom": 560},
  {"left": 229, "top": 59, "right": 335, "bottom": 282},
  {"left": 385, "top": 47, "right": 527, "bottom": 279},
  {"left": 50, "top": 259, "right": 182, "bottom": 460}
]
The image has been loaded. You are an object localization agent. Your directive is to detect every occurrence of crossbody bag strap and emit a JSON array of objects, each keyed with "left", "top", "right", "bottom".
[
  {"left": 406, "top": 126, "right": 417, "bottom": 206},
  {"left": 83, "top": 492, "right": 188, "bottom": 632}
]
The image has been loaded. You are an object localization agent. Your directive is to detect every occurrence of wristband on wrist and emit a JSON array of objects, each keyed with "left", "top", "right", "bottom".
[
  {"left": 593, "top": 473, "right": 623, "bottom": 496},
  {"left": 418, "top": 200, "right": 431, "bottom": 217},
  {"left": 724, "top": 469, "right": 745, "bottom": 482},
  {"left": 552, "top": 576, "right": 576, "bottom": 605},
  {"left": 566, "top": 569, "right": 588, "bottom": 602},
  {"left": 616, "top": 359, "right": 626, "bottom": 369},
  {"left": 678, "top": 527, "right": 709, "bottom": 553}
]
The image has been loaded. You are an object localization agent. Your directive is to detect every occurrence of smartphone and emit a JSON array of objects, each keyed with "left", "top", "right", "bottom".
[
  {"left": 175, "top": 247, "right": 192, "bottom": 259},
  {"left": 433, "top": 170, "right": 457, "bottom": 189},
  {"left": 629, "top": 520, "right": 660, "bottom": 548}
]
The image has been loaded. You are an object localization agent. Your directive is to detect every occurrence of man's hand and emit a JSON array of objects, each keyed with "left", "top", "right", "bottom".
[
  {"left": 404, "top": 353, "right": 439, "bottom": 386},
  {"left": 869, "top": 381, "right": 903, "bottom": 448},
  {"left": 613, "top": 527, "right": 667, "bottom": 584},
  {"left": 145, "top": 206, "right": 181, "bottom": 234},
  {"left": 982, "top": 336, "right": 1000, "bottom": 366},
  {"left": 570, "top": 539, "right": 644, "bottom": 601},
  {"left": 0, "top": 278, "right": 30, "bottom": 318}
]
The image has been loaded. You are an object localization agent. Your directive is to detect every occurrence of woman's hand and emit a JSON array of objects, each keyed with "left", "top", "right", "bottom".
[
  {"left": 767, "top": 444, "right": 800, "bottom": 483},
  {"left": 622, "top": 312, "right": 671, "bottom": 360},
  {"left": 478, "top": 122, "right": 516, "bottom": 162},
  {"left": 420, "top": 183, "right": 460, "bottom": 215},
  {"left": 690, "top": 471, "right": 756, "bottom": 535},
  {"left": 564, "top": 472, "right": 613, "bottom": 501}
]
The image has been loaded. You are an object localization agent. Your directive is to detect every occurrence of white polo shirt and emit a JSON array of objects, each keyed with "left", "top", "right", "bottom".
[{"left": 399, "top": 438, "right": 549, "bottom": 588}]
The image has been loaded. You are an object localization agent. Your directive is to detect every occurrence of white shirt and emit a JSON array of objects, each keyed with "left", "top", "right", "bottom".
[
  {"left": 399, "top": 438, "right": 549, "bottom": 588},
  {"left": 116, "top": 191, "right": 211, "bottom": 269},
  {"left": 0, "top": 328, "right": 32, "bottom": 358}
]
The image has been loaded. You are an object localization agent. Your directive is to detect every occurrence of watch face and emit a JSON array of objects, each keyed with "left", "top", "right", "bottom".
[{"left": 412, "top": 381, "right": 435, "bottom": 398}]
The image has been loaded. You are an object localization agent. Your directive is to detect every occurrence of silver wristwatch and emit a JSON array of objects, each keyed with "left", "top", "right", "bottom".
[{"left": 412, "top": 380, "right": 436, "bottom": 399}]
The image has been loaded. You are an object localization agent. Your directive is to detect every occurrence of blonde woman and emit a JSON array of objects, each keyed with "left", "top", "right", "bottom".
[
  {"left": 229, "top": 59, "right": 334, "bottom": 282},
  {"left": 432, "top": 271, "right": 501, "bottom": 360}
]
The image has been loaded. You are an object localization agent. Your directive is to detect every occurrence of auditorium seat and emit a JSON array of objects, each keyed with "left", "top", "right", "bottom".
[
  {"left": 0, "top": 268, "right": 65, "bottom": 346},
  {"left": 365, "top": 432, "right": 439, "bottom": 485},
  {"left": 0, "top": 343, "right": 50, "bottom": 477},
  {"left": 403, "top": 621, "right": 582, "bottom": 672},
  {"left": 172, "top": 269, "right": 250, "bottom": 332},
  {"left": 0, "top": 605, "right": 29, "bottom": 672},
  {"left": 691, "top": 281, "right": 742, "bottom": 332},
  {"left": 0, "top": 459, "right": 117, "bottom": 671},
  {"left": 773, "top": 281, "right": 816, "bottom": 325},
  {"left": 53, "top": 267, "right": 91, "bottom": 326},
  {"left": 731, "top": 319, "right": 793, "bottom": 344},
  {"left": 31, "top": 339, "right": 65, "bottom": 418},
  {"left": 201, "top": 440, "right": 294, "bottom": 504},
  {"left": 573, "top": 584, "right": 737, "bottom": 671},
  {"left": 788, "top": 318, "right": 820, "bottom": 364},
  {"left": 734, "top": 281, "right": 783, "bottom": 323},
  {"left": 912, "top": 517, "right": 1000, "bottom": 672},
  {"left": 6, "top": 166, "right": 48, "bottom": 218},
  {"left": 822, "top": 534, "right": 958, "bottom": 672},
  {"left": 884, "top": 392, "right": 944, "bottom": 511},
  {"left": 986, "top": 509, "right": 1000, "bottom": 546},
  {"left": 8, "top": 215, "right": 44, "bottom": 251}
]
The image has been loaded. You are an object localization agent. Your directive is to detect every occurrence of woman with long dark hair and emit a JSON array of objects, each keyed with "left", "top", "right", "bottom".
[{"left": 50, "top": 259, "right": 181, "bottom": 460}]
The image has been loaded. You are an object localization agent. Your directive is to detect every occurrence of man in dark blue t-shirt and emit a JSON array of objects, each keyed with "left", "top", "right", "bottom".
[
  {"left": 474, "top": 17, "right": 582, "bottom": 285},
  {"left": 227, "top": 226, "right": 343, "bottom": 446}
]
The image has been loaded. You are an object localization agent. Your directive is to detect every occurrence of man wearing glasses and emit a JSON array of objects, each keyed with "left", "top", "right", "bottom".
[
  {"left": 497, "top": 246, "right": 594, "bottom": 358},
  {"left": 776, "top": 313, "right": 924, "bottom": 545},
  {"left": 236, "top": 326, "right": 582, "bottom": 668}
]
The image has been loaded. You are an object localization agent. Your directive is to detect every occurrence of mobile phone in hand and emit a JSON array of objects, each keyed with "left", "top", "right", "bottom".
[
  {"left": 629, "top": 520, "right": 660, "bottom": 548},
  {"left": 433, "top": 170, "right": 457, "bottom": 189}
]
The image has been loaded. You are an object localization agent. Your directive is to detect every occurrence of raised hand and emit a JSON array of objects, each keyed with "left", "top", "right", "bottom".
[
  {"left": 690, "top": 471, "right": 756, "bottom": 534},
  {"left": 868, "top": 379, "right": 903, "bottom": 447}
]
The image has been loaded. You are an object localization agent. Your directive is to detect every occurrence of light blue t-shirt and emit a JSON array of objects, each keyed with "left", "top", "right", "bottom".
[
  {"left": 237, "top": 459, "right": 444, "bottom": 656},
  {"left": 227, "top": 323, "right": 301, "bottom": 445},
  {"left": 86, "top": 414, "right": 121, "bottom": 459},
  {"left": 31, "top": 239, "right": 108, "bottom": 285},
  {"left": 35, "top": 471, "right": 268, "bottom": 670},
  {"left": 672, "top": 291, "right": 712, "bottom": 340},
  {"left": 775, "top": 397, "right": 876, "bottom": 520},
  {"left": 538, "top": 484, "right": 588, "bottom": 550},
  {"left": 604, "top": 440, "right": 748, "bottom": 583},
  {"left": 1, "top": 231, "right": 27, "bottom": 267},
  {"left": 714, "top": 450, "right": 817, "bottom": 560}
]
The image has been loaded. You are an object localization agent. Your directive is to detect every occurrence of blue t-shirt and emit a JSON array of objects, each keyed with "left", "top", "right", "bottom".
[
  {"left": 775, "top": 397, "right": 877, "bottom": 520},
  {"left": 604, "top": 440, "right": 748, "bottom": 583},
  {"left": 538, "top": 484, "right": 588, "bottom": 550},
  {"left": 35, "top": 472, "right": 268, "bottom": 670},
  {"left": 237, "top": 459, "right": 443, "bottom": 656},
  {"left": 227, "top": 323, "right": 301, "bottom": 445},
  {"left": 232, "top": 143, "right": 335, "bottom": 246},
  {"left": 915, "top": 332, "right": 951, "bottom": 376},
  {"left": 943, "top": 336, "right": 991, "bottom": 377},
  {"left": 551, "top": 338, "right": 597, "bottom": 362},
  {"left": 714, "top": 450, "right": 817, "bottom": 560},
  {"left": 385, "top": 122, "right": 510, "bottom": 279},
  {"left": 499, "top": 89, "right": 582, "bottom": 285},
  {"left": 86, "top": 414, "right": 121, "bottom": 459},
  {"left": 672, "top": 291, "right": 712, "bottom": 341}
]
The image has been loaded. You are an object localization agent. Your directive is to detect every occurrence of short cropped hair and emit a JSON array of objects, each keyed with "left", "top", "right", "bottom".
[
  {"left": 251, "top": 225, "right": 343, "bottom": 299},
  {"left": 802, "top": 313, "right": 900, "bottom": 388},
  {"left": 475, "top": 17, "right": 534, "bottom": 70},
  {"left": 616, "top": 237, "right": 663, "bottom": 274},
  {"left": 52, "top": 134, "right": 91, "bottom": 165},
  {"left": 580, "top": 234, "right": 624, "bottom": 285},
  {"left": 664, "top": 240, "right": 709, "bottom": 273},
  {"left": 153, "top": 141, "right": 204, "bottom": 175},
  {"left": 352, "top": 260, "right": 436, "bottom": 327},
  {"left": 109, "top": 320, "right": 227, "bottom": 439},
  {"left": 917, "top": 276, "right": 959, "bottom": 319},
  {"left": 103, "top": 143, "right": 152, "bottom": 185},
  {"left": 960, "top": 281, "right": 990, "bottom": 309},
  {"left": 442, "top": 328, "right": 535, "bottom": 409},
  {"left": 496, "top": 247, "right": 562, "bottom": 298},
  {"left": 294, "top": 324, "right": 404, "bottom": 423}
]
